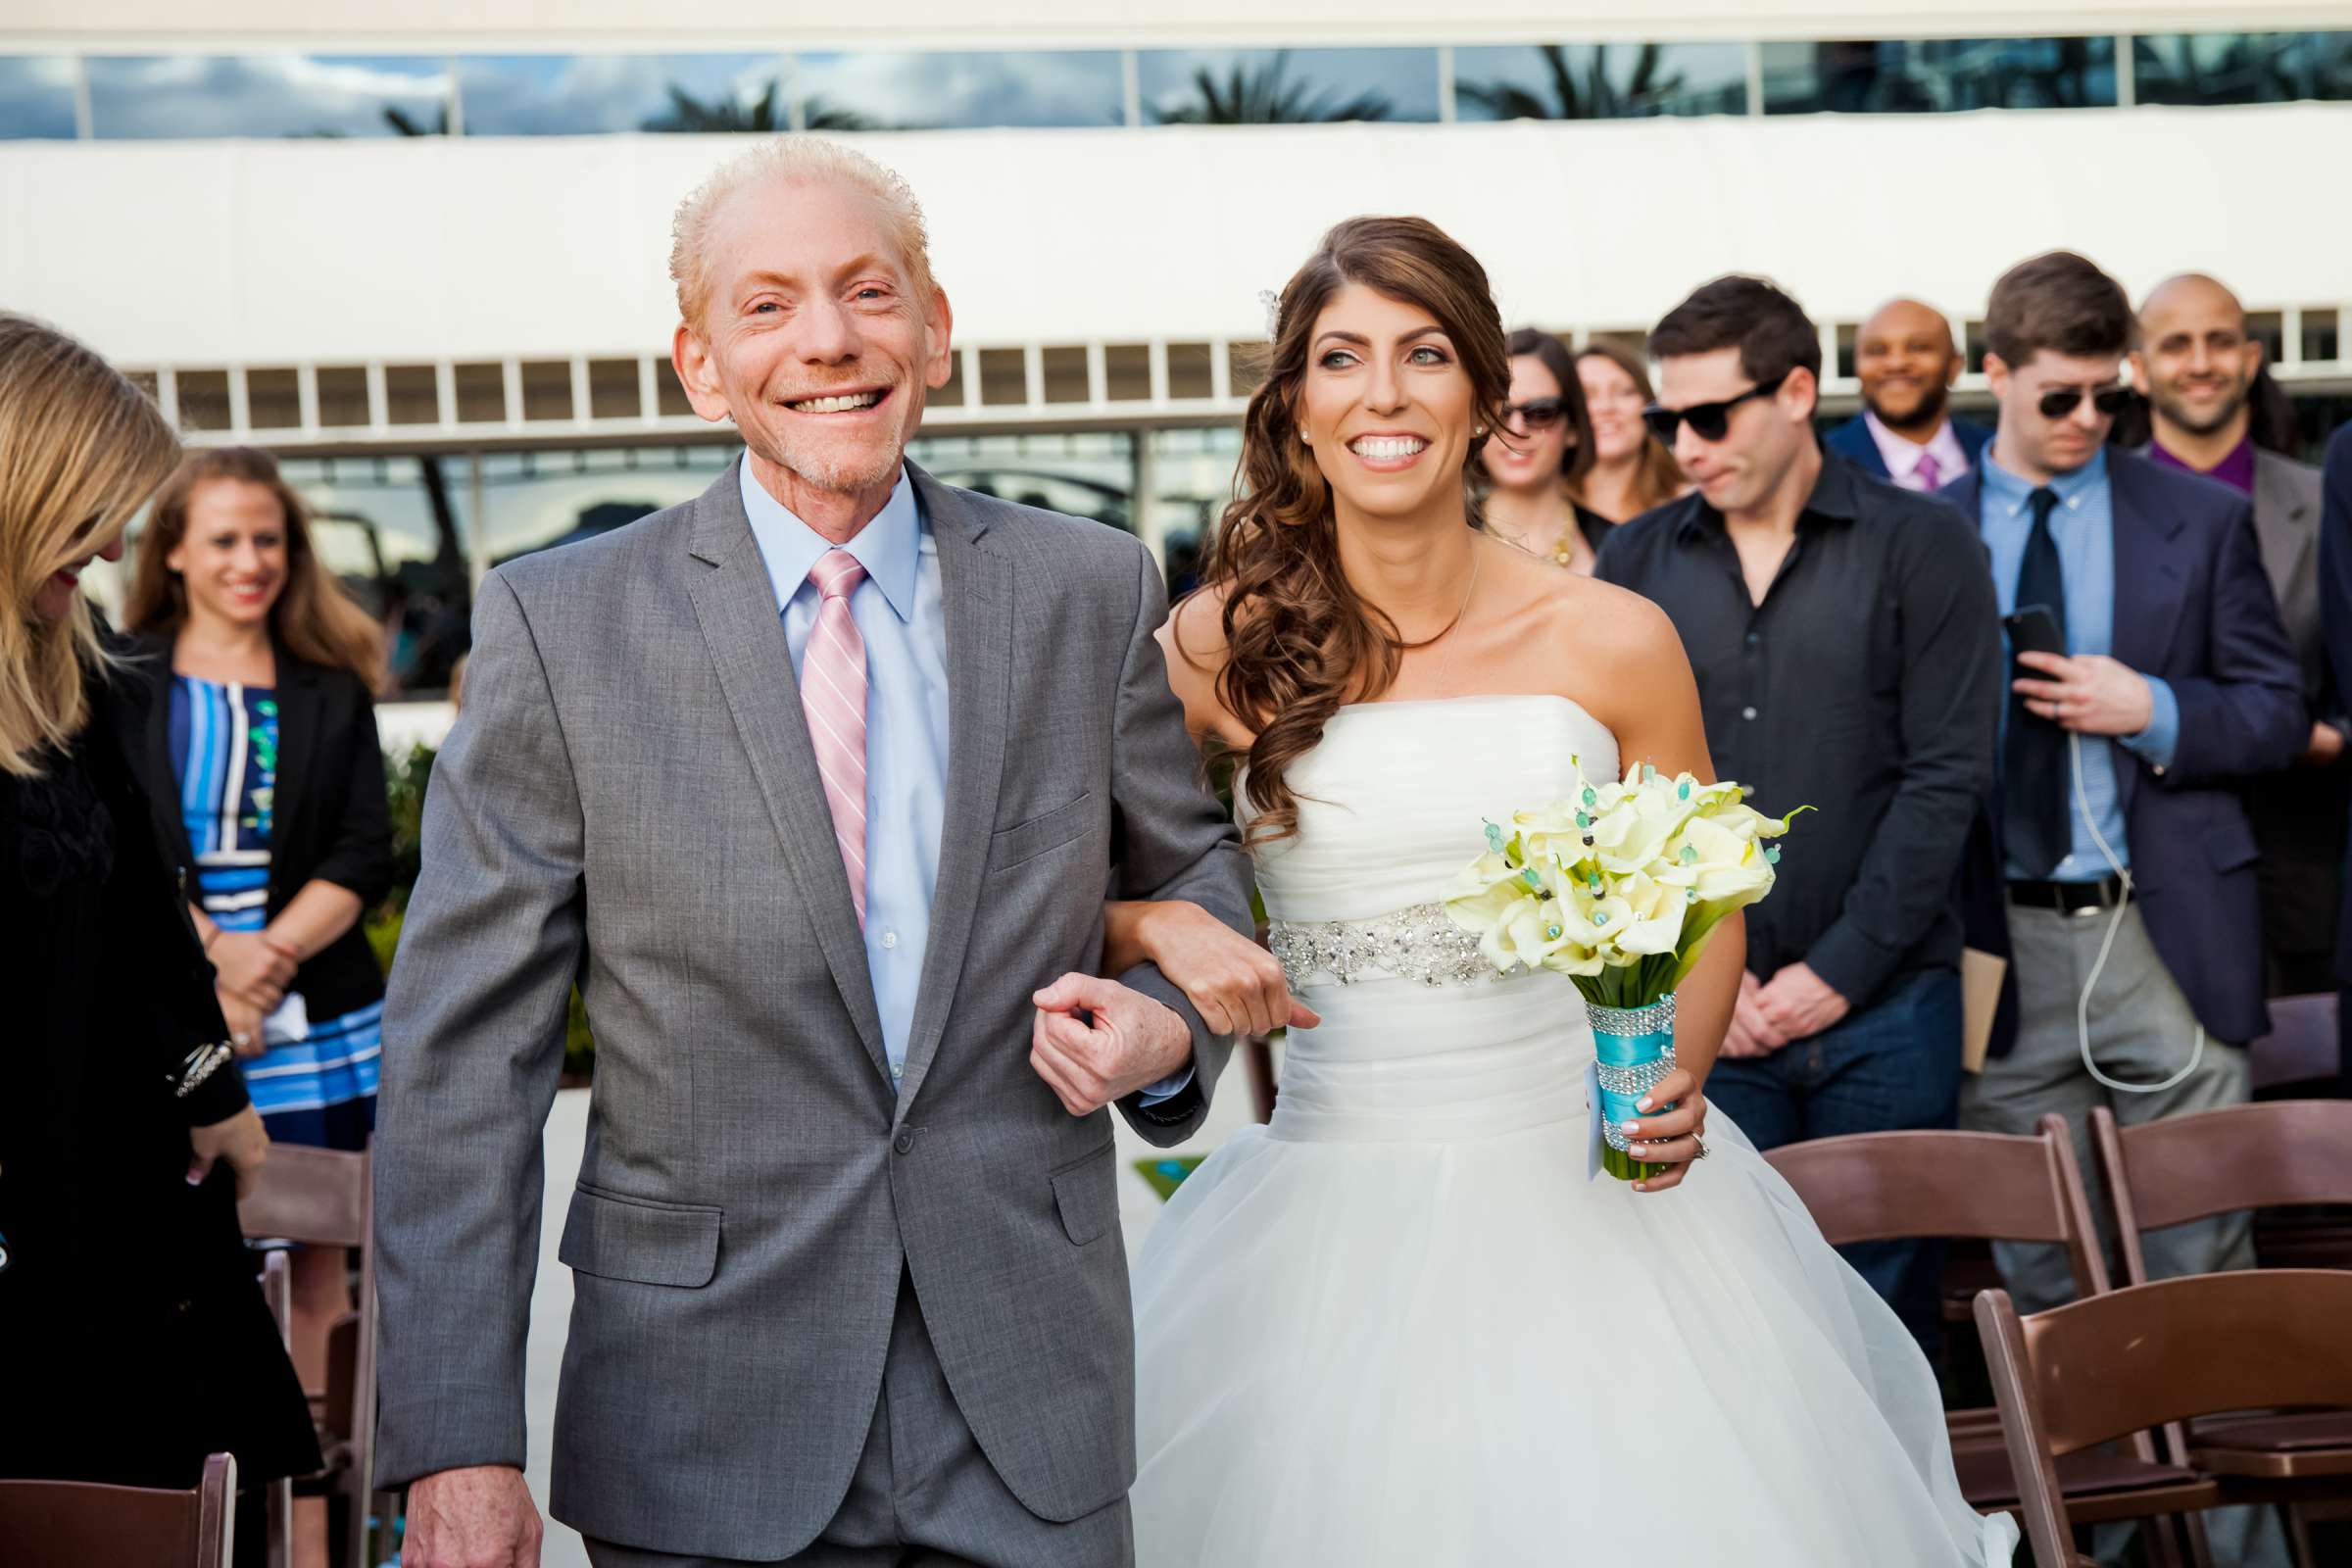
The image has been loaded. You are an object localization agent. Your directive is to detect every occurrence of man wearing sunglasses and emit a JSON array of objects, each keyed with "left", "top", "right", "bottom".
[
  {"left": 1942, "top": 251, "right": 2303, "bottom": 1316},
  {"left": 1594, "top": 274, "right": 2003, "bottom": 1355}
]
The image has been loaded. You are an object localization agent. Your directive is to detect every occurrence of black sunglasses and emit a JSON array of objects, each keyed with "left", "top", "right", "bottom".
[
  {"left": 1642, "top": 368, "right": 1792, "bottom": 444},
  {"left": 2037, "top": 383, "right": 2133, "bottom": 420},
  {"left": 1500, "top": 396, "right": 1566, "bottom": 430}
]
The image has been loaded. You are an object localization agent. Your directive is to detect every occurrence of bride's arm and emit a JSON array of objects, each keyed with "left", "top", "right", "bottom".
[{"left": 1580, "top": 584, "right": 1742, "bottom": 1192}]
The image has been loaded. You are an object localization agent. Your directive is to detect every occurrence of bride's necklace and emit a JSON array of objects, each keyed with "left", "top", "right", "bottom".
[{"left": 1414, "top": 548, "right": 1483, "bottom": 697}]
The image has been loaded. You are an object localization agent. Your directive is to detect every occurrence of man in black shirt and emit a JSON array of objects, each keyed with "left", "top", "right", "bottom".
[{"left": 1595, "top": 275, "right": 2002, "bottom": 1349}]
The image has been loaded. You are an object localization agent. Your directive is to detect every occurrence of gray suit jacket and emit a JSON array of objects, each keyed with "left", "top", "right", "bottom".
[
  {"left": 372, "top": 461, "right": 1252, "bottom": 1559},
  {"left": 2252, "top": 447, "right": 2328, "bottom": 708}
]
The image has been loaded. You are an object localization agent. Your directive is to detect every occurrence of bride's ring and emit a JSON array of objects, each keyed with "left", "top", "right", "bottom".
[{"left": 1690, "top": 1134, "right": 1709, "bottom": 1160}]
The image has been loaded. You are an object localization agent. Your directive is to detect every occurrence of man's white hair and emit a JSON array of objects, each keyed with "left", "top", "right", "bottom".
[{"left": 668, "top": 136, "right": 938, "bottom": 329}]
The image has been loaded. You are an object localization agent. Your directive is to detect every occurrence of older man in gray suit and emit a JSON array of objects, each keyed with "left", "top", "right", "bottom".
[{"left": 373, "top": 138, "right": 1258, "bottom": 1568}]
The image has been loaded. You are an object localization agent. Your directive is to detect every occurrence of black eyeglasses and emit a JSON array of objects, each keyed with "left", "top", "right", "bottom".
[
  {"left": 1500, "top": 396, "right": 1566, "bottom": 430},
  {"left": 1642, "top": 369, "right": 1792, "bottom": 444},
  {"left": 2037, "top": 383, "right": 2133, "bottom": 420}
]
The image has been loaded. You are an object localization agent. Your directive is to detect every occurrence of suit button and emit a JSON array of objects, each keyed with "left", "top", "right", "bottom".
[{"left": 894, "top": 1132, "right": 914, "bottom": 1155}]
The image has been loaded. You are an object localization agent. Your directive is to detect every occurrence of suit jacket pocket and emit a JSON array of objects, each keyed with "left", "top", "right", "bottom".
[
  {"left": 558, "top": 1183, "right": 721, "bottom": 1288},
  {"left": 990, "top": 791, "right": 1096, "bottom": 873},
  {"left": 1050, "top": 1142, "right": 1117, "bottom": 1246}
]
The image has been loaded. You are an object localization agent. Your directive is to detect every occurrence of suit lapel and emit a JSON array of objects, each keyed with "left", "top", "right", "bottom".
[
  {"left": 684, "top": 461, "right": 891, "bottom": 1083},
  {"left": 895, "top": 466, "right": 1011, "bottom": 1118},
  {"left": 2251, "top": 452, "right": 2314, "bottom": 612},
  {"left": 2108, "top": 455, "right": 2192, "bottom": 821},
  {"left": 268, "top": 653, "right": 323, "bottom": 890}
]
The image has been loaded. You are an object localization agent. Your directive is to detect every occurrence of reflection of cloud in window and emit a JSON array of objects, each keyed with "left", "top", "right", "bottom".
[
  {"left": 796, "top": 52, "right": 1122, "bottom": 130},
  {"left": 0, "top": 56, "right": 76, "bottom": 138},
  {"left": 460, "top": 55, "right": 789, "bottom": 135},
  {"left": 1139, "top": 49, "right": 1440, "bottom": 123},
  {"left": 88, "top": 55, "right": 451, "bottom": 138}
]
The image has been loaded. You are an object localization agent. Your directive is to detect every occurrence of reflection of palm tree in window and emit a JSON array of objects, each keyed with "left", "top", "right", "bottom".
[
  {"left": 643, "top": 82, "right": 785, "bottom": 132},
  {"left": 384, "top": 104, "right": 450, "bottom": 136},
  {"left": 1455, "top": 44, "right": 1689, "bottom": 121},
  {"left": 1153, "top": 53, "right": 1390, "bottom": 124},
  {"left": 803, "top": 98, "right": 878, "bottom": 132}
]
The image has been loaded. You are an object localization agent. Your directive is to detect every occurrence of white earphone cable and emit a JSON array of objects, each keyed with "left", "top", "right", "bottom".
[{"left": 2065, "top": 730, "right": 2204, "bottom": 1094}]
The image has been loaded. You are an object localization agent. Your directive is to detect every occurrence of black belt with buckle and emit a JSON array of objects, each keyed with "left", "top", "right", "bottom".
[{"left": 2006, "top": 876, "right": 2126, "bottom": 914}]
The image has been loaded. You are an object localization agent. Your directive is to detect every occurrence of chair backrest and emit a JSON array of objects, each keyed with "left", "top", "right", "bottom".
[
  {"left": 1765, "top": 1115, "right": 2110, "bottom": 1297},
  {"left": 2248, "top": 992, "right": 2341, "bottom": 1094},
  {"left": 0, "top": 1452, "right": 234, "bottom": 1568},
  {"left": 2092, "top": 1101, "right": 2352, "bottom": 1285}
]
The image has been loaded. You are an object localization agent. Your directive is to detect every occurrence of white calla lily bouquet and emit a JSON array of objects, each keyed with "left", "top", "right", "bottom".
[{"left": 1442, "top": 758, "right": 1803, "bottom": 1179}]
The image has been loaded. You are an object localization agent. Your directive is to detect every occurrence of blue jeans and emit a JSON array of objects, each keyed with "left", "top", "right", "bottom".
[{"left": 1706, "top": 967, "right": 1963, "bottom": 1354}]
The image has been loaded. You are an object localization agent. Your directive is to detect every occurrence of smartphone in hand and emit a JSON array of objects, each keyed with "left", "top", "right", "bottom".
[{"left": 2002, "top": 605, "right": 2066, "bottom": 673}]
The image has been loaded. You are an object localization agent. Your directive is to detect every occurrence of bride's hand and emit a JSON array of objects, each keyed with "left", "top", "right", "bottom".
[
  {"left": 1621, "top": 1068, "right": 1709, "bottom": 1194},
  {"left": 1120, "top": 900, "right": 1320, "bottom": 1039}
]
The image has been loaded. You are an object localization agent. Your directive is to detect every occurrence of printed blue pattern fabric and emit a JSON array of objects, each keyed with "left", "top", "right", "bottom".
[{"left": 171, "top": 675, "right": 377, "bottom": 1148}]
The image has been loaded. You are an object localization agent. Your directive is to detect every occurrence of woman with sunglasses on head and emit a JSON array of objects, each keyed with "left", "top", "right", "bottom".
[
  {"left": 1480, "top": 329, "right": 1609, "bottom": 571},
  {"left": 1571, "top": 340, "right": 1691, "bottom": 526},
  {"left": 0, "top": 316, "right": 319, "bottom": 1552}
]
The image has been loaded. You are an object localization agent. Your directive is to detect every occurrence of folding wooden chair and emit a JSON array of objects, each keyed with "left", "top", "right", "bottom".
[
  {"left": 239, "top": 1141, "right": 381, "bottom": 1568},
  {"left": 2247, "top": 993, "right": 2341, "bottom": 1096},
  {"left": 1978, "top": 1271, "right": 2352, "bottom": 1568},
  {"left": 1764, "top": 1115, "right": 2207, "bottom": 1562},
  {"left": 2091, "top": 1100, "right": 2352, "bottom": 1561},
  {"left": 0, "top": 1451, "right": 236, "bottom": 1568}
]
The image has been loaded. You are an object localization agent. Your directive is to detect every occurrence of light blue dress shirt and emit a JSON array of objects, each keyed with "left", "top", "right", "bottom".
[
  {"left": 1978, "top": 448, "right": 2180, "bottom": 881},
  {"left": 738, "top": 461, "right": 1190, "bottom": 1101}
]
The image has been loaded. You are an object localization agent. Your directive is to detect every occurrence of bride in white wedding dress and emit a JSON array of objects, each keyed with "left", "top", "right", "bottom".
[{"left": 1102, "top": 217, "right": 2017, "bottom": 1566}]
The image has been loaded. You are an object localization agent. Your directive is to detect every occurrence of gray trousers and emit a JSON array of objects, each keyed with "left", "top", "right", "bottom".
[
  {"left": 586, "top": 1273, "right": 1134, "bottom": 1568},
  {"left": 1960, "top": 902, "right": 2254, "bottom": 1313}
]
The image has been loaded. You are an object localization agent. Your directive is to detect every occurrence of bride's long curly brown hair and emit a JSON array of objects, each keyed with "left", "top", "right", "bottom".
[{"left": 1192, "top": 215, "right": 1509, "bottom": 842}]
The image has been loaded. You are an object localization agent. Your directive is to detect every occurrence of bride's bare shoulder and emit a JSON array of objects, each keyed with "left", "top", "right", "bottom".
[
  {"left": 1159, "top": 583, "right": 1256, "bottom": 746},
  {"left": 1498, "top": 554, "right": 1693, "bottom": 723}
]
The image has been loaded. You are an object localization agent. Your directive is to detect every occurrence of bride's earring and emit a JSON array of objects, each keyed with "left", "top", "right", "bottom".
[{"left": 1300, "top": 430, "right": 1312, "bottom": 445}]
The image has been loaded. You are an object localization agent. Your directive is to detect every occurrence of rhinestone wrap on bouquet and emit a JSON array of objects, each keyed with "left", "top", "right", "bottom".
[
  {"left": 1586, "top": 993, "right": 1679, "bottom": 1153},
  {"left": 1267, "top": 903, "right": 1497, "bottom": 990}
]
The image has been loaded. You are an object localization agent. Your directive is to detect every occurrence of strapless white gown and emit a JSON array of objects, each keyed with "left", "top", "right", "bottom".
[{"left": 1131, "top": 696, "right": 2016, "bottom": 1566}]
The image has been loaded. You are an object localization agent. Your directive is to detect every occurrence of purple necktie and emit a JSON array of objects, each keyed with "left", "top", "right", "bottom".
[
  {"left": 1914, "top": 452, "right": 1943, "bottom": 492},
  {"left": 801, "top": 550, "right": 869, "bottom": 926}
]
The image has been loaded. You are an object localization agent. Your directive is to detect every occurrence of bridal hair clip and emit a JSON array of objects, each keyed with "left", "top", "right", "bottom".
[{"left": 1258, "top": 289, "right": 1283, "bottom": 340}]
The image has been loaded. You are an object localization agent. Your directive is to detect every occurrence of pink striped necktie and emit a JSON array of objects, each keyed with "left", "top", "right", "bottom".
[
  {"left": 1914, "top": 452, "right": 1943, "bottom": 492},
  {"left": 801, "top": 549, "right": 870, "bottom": 926}
]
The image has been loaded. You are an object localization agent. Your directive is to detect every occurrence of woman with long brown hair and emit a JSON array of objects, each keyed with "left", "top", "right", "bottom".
[
  {"left": 123, "top": 447, "right": 390, "bottom": 1566},
  {"left": 1481, "top": 326, "right": 1609, "bottom": 570},
  {"left": 1106, "top": 221, "right": 2014, "bottom": 1565},
  {"left": 0, "top": 316, "right": 318, "bottom": 1540},
  {"left": 1574, "top": 338, "right": 1692, "bottom": 523}
]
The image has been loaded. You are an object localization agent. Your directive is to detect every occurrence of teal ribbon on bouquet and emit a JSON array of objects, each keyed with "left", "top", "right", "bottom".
[{"left": 1587, "top": 994, "right": 1678, "bottom": 1182}]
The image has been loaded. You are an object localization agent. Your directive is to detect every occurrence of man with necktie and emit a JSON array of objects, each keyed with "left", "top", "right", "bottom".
[
  {"left": 1821, "top": 297, "right": 1994, "bottom": 493},
  {"left": 1945, "top": 252, "right": 2303, "bottom": 1314}
]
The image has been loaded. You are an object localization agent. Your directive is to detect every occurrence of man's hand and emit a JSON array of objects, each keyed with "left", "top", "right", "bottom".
[
  {"left": 1721, "top": 969, "right": 1788, "bottom": 1059},
  {"left": 2013, "top": 651, "right": 2155, "bottom": 737},
  {"left": 405, "top": 1465, "right": 542, "bottom": 1568},
  {"left": 1754, "top": 961, "right": 1851, "bottom": 1042},
  {"left": 2302, "top": 720, "right": 2346, "bottom": 768},
  {"left": 1030, "top": 973, "right": 1194, "bottom": 1116}
]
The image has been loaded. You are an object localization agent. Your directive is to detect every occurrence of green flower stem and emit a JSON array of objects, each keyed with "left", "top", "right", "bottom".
[{"left": 1599, "top": 1145, "right": 1667, "bottom": 1184}]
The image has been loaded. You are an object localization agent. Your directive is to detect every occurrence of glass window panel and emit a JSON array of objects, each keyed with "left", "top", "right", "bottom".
[
  {"left": 1145, "top": 425, "right": 1246, "bottom": 593},
  {"left": 319, "top": 367, "right": 374, "bottom": 426},
  {"left": 453, "top": 363, "right": 506, "bottom": 423},
  {"left": 0, "top": 56, "right": 77, "bottom": 139},
  {"left": 794, "top": 51, "right": 1122, "bottom": 131},
  {"left": 247, "top": 368, "right": 301, "bottom": 429},
  {"left": 977, "top": 348, "right": 1027, "bottom": 407},
  {"left": 588, "top": 358, "right": 641, "bottom": 419},
  {"left": 1229, "top": 342, "right": 1270, "bottom": 398},
  {"left": 1042, "top": 346, "right": 1091, "bottom": 404},
  {"left": 474, "top": 444, "right": 735, "bottom": 564},
  {"left": 928, "top": 357, "right": 966, "bottom": 409},
  {"left": 906, "top": 432, "right": 1134, "bottom": 532},
  {"left": 2247, "top": 311, "right": 2285, "bottom": 367},
  {"left": 1762, "top": 37, "right": 2116, "bottom": 114},
  {"left": 87, "top": 55, "right": 451, "bottom": 139},
  {"left": 457, "top": 54, "right": 788, "bottom": 136},
  {"left": 519, "top": 361, "right": 574, "bottom": 421},
  {"left": 178, "top": 370, "right": 232, "bottom": 432},
  {"left": 1166, "top": 343, "right": 1215, "bottom": 400},
  {"left": 1103, "top": 345, "right": 1152, "bottom": 402},
  {"left": 657, "top": 365, "right": 697, "bottom": 417},
  {"left": 2133, "top": 32, "right": 2352, "bottom": 107},
  {"left": 2303, "top": 309, "right": 2340, "bottom": 365},
  {"left": 1454, "top": 43, "right": 1748, "bottom": 121},
  {"left": 1140, "top": 49, "right": 1439, "bottom": 124},
  {"left": 279, "top": 454, "right": 476, "bottom": 692},
  {"left": 383, "top": 365, "right": 438, "bottom": 424}
]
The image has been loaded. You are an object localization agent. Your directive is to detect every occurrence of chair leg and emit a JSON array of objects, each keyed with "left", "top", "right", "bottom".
[
  {"left": 2183, "top": 1508, "right": 2217, "bottom": 1568},
  {"left": 266, "top": 1476, "right": 293, "bottom": 1568},
  {"left": 2283, "top": 1502, "right": 2317, "bottom": 1568},
  {"left": 2141, "top": 1512, "right": 2188, "bottom": 1568}
]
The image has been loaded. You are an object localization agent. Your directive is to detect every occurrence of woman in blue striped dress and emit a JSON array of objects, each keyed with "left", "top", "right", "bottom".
[{"left": 125, "top": 447, "right": 393, "bottom": 1561}]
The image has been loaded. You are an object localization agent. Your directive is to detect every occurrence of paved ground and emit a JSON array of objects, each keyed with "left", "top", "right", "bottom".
[{"left": 519, "top": 1066, "right": 1265, "bottom": 1566}]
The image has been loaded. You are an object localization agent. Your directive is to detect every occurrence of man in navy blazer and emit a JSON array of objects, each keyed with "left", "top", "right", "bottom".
[
  {"left": 2320, "top": 417, "right": 2352, "bottom": 1090},
  {"left": 1947, "top": 254, "right": 2302, "bottom": 1314},
  {"left": 1823, "top": 298, "right": 1994, "bottom": 491}
]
